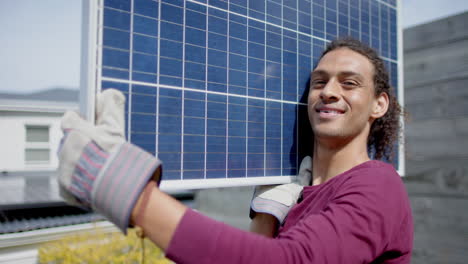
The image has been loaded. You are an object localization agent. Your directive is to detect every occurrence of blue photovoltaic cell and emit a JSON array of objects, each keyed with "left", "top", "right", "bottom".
[{"left": 98, "top": 0, "right": 400, "bottom": 182}]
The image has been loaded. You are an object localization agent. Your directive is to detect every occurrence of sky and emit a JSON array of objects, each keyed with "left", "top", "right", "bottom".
[
  {"left": 0, "top": 0, "right": 81, "bottom": 94},
  {"left": 0, "top": 0, "right": 467, "bottom": 94},
  {"left": 402, "top": 0, "right": 468, "bottom": 28}
]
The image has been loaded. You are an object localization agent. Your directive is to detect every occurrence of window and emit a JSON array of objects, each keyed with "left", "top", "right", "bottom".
[{"left": 25, "top": 125, "right": 50, "bottom": 164}]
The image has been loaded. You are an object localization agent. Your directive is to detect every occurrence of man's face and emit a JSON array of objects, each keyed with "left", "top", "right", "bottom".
[{"left": 308, "top": 48, "right": 380, "bottom": 142}]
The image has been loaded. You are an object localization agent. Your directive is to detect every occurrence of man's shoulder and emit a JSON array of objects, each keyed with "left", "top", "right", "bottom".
[
  {"left": 336, "top": 160, "right": 411, "bottom": 213},
  {"left": 339, "top": 160, "right": 404, "bottom": 190},
  {"left": 348, "top": 160, "right": 399, "bottom": 178}
]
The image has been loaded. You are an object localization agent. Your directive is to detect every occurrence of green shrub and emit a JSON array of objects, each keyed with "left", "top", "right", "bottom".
[{"left": 38, "top": 226, "right": 172, "bottom": 264}]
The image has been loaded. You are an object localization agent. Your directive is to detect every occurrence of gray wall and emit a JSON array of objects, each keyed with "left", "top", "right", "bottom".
[
  {"left": 194, "top": 12, "right": 468, "bottom": 263},
  {"left": 403, "top": 11, "right": 468, "bottom": 264},
  {"left": 195, "top": 186, "right": 253, "bottom": 231}
]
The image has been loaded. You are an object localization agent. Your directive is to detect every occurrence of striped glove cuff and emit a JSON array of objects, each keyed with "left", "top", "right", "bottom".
[
  {"left": 250, "top": 197, "right": 291, "bottom": 224},
  {"left": 92, "top": 143, "right": 162, "bottom": 234},
  {"left": 67, "top": 140, "right": 109, "bottom": 208}
]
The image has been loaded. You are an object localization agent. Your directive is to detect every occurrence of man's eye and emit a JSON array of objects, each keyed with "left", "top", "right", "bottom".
[
  {"left": 342, "top": 80, "right": 358, "bottom": 87},
  {"left": 311, "top": 80, "right": 326, "bottom": 88}
]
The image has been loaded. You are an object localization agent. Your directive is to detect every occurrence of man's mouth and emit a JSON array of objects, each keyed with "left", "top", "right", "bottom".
[
  {"left": 317, "top": 109, "right": 342, "bottom": 114},
  {"left": 315, "top": 107, "right": 345, "bottom": 117}
]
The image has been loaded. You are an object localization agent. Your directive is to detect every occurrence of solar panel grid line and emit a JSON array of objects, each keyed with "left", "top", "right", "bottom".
[
  {"left": 366, "top": 0, "right": 372, "bottom": 46},
  {"left": 154, "top": 0, "right": 161, "bottom": 160},
  {"left": 127, "top": 0, "right": 134, "bottom": 143},
  {"left": 382, "top": 3, "right": 388, "bottom": 60},
  {"left": 382, "top": 4, "right": 391, "bottom": 62},
  {"left": 375, "top": 0, "right": 394, "bottom": 9},
  {"left": 244, "top": 0, "right": 249, "bottom": 179},
  {"left": 386, "top": 5, "right": 391, "bottom": 60},
  {"left": 280, "top": 1, "right": 284, "bottom": 176},
  {"left": 263, "top": 0, "right": 267, "bottom": 177},
  {"left": 323, "top": 1, "right": 328, "bottom": 41},
  {"left": 208, "top": 7, "right": 223, "bottom": 179},
  {"left": 342, "top": 0, "right": 349, "bottom": 38},
  {"left": 381, "top": 2, "right": 386, "bottom": 57},
  {"left": 295, "top": 0, "right": 300, "bottom": 172},
  {"left": 382, "top": 56, "right": 397, "bottom": 64},
  {"left": 203, "top": 2, "right": 208, "bottom": 180},
  {"left": 180, "top": 0, "right": 186, "bottom": 179},
  {"left": 225, "top": 6, "right": 230, "bottom": 178},
  {"left": 359, "top": 0, "right": 368, "bottom": 44},
  {"left": 377, "top": 0, "right": 382, "bottom": 56},
  {"left": 371, "top": 0, "right": 379, "bottom": 52},
  {"left": 349, "top": 0, "right": 353, "bottom": 37},
  {"left": 101, "top": 77, "right": 305, "bottom": 106},
  {"left": 224, "top": 6, "right": 231, "bottom": 178}
]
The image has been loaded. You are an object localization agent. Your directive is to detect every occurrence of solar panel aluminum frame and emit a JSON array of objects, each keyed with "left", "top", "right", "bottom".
[
  {"left": 80, "top": 0, "right": 405, "bottom": 193},
  {"left": 396, "top": 0, "right": 405, "bottom": 177},
  {"left": 80, "top": 0, "right": 99, "bottom": 125}
]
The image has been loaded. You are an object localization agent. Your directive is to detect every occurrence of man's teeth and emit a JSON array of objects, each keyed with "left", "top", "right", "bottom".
[{"left": 320, "top": 110, "right": 340, "bottom": 114}]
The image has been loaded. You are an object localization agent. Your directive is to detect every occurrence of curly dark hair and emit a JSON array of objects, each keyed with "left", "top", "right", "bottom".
[{"left": 319, "top": 37, "right": 403, "bottom": 161}]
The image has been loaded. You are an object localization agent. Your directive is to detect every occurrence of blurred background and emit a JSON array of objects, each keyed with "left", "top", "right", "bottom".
[{"left": 0, "top": 0, "right": 467, "bottom": 263}]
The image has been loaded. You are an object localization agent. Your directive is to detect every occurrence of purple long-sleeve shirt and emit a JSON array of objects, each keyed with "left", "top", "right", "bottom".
[{"left": 166, "top": 160, "right": 413, "bottom": 263}]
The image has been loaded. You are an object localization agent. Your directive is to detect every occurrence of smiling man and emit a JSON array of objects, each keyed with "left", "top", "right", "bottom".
[
  {"left": 308, "top": 46, "right": 391, "bottom": 184},
  {"left": 57, "top": 38, "right": 413, "bottom": 263}
]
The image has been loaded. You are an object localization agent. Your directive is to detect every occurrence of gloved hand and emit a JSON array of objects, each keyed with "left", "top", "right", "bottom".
[
  {"left": 57, "top": 89, "right": 162, "bottom": 233},
  {"left": 250, "top": 156, "right": 312, "bottom": 224}
]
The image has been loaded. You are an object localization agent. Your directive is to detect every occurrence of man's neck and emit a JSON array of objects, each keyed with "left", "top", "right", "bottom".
[{"left": 311, "top": 135, "right": 370, "bottom": 186}]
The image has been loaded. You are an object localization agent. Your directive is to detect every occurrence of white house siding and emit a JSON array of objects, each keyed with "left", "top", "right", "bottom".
[{"left": 0, "top": 111, "right": 63, "bottom": 172}]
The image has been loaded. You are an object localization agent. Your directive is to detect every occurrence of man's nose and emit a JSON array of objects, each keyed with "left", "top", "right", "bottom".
[{"left": 320, "top": 79, "right": 341, "bottom": 103}]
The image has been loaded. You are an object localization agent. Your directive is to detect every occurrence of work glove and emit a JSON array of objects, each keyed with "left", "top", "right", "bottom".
[
  {"left": 250, "top": 156, "right": 312, "bottom": 224},
  {"left": 57, "top": 89, "right": 162, "bottom": 233}
]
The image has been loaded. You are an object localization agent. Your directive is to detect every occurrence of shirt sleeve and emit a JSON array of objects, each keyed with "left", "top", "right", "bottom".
[{"left": 166, "top": 167, "right": 412, "bottom": 264}]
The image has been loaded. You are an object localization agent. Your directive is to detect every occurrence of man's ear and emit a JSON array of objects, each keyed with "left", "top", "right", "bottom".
[{"left": 371, "top": 92, "right": 389, "bottom": 119}]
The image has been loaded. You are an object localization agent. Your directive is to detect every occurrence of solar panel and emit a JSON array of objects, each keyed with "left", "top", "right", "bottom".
[{"left": 80, "top": 0, "right": 403, "bottom": 191}]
